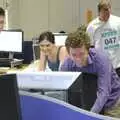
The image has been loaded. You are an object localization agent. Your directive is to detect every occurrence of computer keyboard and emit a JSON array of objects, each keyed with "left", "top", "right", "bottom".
[{"left": 0, "top": 58, "right": 13, "bottom": 67}]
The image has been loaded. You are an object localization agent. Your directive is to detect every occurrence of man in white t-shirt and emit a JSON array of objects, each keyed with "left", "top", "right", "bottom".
[{"left": 87, "top": 0, "right": 120, "bottom": 77}]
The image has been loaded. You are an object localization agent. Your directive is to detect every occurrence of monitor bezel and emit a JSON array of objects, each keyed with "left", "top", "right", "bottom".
[{"left": 0, "top": 29, "right": 24, "bottom": 53}]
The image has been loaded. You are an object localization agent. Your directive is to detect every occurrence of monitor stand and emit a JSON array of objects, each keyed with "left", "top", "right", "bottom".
[
  {"left": 9, "top": 52, "right": 23, "bottom": 68},
  {"left": 9, "top": 52, "right": 14, "bottom": 60}
]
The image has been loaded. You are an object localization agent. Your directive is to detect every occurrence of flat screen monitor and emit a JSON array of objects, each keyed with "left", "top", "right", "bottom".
[
  {"left": 0, "top": 30, "right": 23, "bottom": 53},
  {"left": 0, "top": 74, "right": 21, "bottom": 120},
  {"left": 54, "top": 34, "right": 68, "bottom": 46}
]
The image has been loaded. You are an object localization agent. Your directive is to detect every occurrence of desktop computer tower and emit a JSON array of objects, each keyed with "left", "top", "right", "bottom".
[
  {"left": 44, "top": 73, "right": 97, "bottom": 111},
  {"left": 0, "top": 74, "right": 21, "bottom": 120}
]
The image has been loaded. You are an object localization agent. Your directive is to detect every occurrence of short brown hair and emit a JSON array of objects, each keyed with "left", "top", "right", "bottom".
[
  {"left": 98, "top": 0, "right": 111, "bottom": 12},
  {"left": 65, "top": 25, "right": 90, "bottom": 53}
]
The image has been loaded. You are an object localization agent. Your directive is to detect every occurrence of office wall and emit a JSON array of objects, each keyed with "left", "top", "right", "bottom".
[
  {"left": 6, "top": 0, "right": 120, "bottom": 40},
  {"left": 7, "top": 0, "right": 20, "bottom": 29},
  {"left": 48, "top": 0, "right": 80, "bottom": 32},
  {"left": 18, "top": 0, "right": 80, "bottom": 40},
  {"left": 111, "top": 0, "right": 120, "bottom": 16},
  {"left": 8, "top": 0, "right": 81, "bottom": 40},
  {"left": 79, "top": 0, "right": 98, "bottom": 24},
  {"left": 18, "top": 0, "right": 49, "bottom": 40},
  {"left": 0, "top": 0, "right": 3, "bottom": 7}
]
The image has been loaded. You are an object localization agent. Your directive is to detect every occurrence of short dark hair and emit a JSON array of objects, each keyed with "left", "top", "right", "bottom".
[
  {"left": 0, "top": 7, "right": 5, "bottom": 16},
  {"left": 65, "top": 25, "right": 90, "bottom": 53},
  {"left": 38, "top": 31, "right": 55, "bottom": 44},
  {"left": 98, "top": 0, "right": 111, "bottom": 12}
]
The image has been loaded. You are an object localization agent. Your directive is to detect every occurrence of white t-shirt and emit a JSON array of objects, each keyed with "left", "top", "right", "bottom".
[{"left": 87, "top": 14, "right": 120, "bottom": 69}]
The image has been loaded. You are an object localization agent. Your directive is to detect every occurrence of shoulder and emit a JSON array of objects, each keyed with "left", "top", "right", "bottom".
[
  {"left": 59, "top": 46, "right": 66, "bottom": 51},
  {"left": 89, "top": 48, "right": 112, "bottom": 68},
  {"left": 58, "top": 46, "right": 68, "bottom": 56},
  {"left": 57, "top": 46, "right": 68, "bottom": 62},
  {"left": 90, "top": 48, "right": 109, "bottom": 61}
]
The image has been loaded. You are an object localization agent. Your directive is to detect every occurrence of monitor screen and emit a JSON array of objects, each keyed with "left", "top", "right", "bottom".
[
  {"left": 0, "top": 30, "right": 23, "bottom": 52},
  {"left": 54, "top": 34, "right": 67, "bottom": 46}
]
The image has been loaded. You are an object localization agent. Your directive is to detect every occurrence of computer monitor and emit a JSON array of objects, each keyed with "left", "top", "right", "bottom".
[
  {"left": 0, "top": 30, "right": 23, "bottom": 53},
  {"left": 54, "top": 33, "right": 68, "bottom": 46},
  {"left": 16, "top": 72, "right": 97, "bottom": 110},
  {"left": 0, "top": 74, "right": 21, "bottom": 120}
]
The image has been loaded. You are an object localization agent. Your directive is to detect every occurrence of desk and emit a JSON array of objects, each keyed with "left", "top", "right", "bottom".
[
  {"left": 0, "top": 67, "right": 10, "bottom": 74},
  {"left": 0, "top": 64, "right": 28, "bottom": 75}
]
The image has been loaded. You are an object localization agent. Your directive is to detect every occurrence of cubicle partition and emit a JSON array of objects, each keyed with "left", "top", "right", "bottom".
[{"left": 20, "top": 91, "right": 117, "bottom": 120}]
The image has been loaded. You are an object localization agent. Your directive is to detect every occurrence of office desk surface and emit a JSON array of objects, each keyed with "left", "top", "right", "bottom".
[{"left": 0, "top": 64, "right": 28, "bottom": 75}]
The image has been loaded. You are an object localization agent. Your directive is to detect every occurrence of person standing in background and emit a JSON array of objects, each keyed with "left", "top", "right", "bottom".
[
  {"left": 0, "top": 7, "right": 5, "bottom": 31},
  {"left": 86, "top": 0, "right": 120, "bottom": 77}
]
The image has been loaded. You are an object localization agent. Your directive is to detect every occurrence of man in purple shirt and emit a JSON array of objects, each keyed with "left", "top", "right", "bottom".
[{"left": 60, "top": 25, "right": 120, "bottom": 118}]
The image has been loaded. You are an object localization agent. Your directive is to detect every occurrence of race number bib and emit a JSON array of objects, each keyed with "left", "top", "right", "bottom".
[{"left": 101, "top": 30, "right": 120, "bottom": 50}]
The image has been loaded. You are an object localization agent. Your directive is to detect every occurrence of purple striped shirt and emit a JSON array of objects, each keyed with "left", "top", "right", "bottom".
[{"left": 60, "top": 48, "right": 120, "bottom": 113}]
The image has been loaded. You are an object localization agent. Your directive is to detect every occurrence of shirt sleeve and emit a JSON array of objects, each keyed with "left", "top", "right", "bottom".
[{"left": 91, "top": 55, "right": 112, "bottom": 113}]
